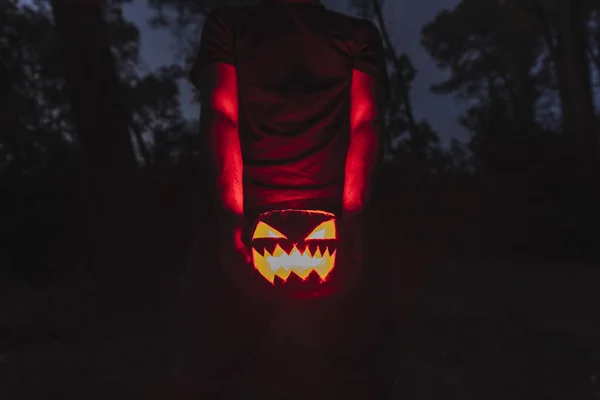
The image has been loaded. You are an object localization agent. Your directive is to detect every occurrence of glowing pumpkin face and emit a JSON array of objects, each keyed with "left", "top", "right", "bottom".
[{"left": 250, "top": 209, "right": 338, "bottom": 297}]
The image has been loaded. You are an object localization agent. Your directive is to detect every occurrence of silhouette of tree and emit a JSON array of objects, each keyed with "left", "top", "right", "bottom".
[
  {"left": 50, "top": 0, "right": 137, "bottom": 191},
  {"left": 421, "top": 0, "right": 600, "bottom": 259},
  {"left": 590, "top": 9, "right": 600, "bottom": 75},
  {"left": 421, "top": 0, "right": 548, "bottom": 177},
  {"left": 147, "top": 0, "right": 261, "bottom": 71},
  {"left": 351, "top": 0, "right": 468, "bottom": 174},
  {"left": 423, "top": 0, "right": 599, "bottom": 174},
  {"left": 507, "top": 0, "right": 598, "bottom": 159},
  {"left": 0, "top": 0, "right": 186, "bottom": 280}
]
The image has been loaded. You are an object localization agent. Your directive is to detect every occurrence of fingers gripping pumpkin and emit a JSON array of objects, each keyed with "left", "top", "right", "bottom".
[{"left": 250, "top": 209, "right": 338, "bottom": 297}]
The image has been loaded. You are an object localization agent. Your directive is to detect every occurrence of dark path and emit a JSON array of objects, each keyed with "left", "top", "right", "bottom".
[{"left": 1, "top": 258, "right": 599, "bottom": 399}]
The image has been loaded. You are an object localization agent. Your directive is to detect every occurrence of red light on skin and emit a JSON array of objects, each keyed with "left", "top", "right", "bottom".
[
  {"left": 204, "top": 65, "right": 380, "bottom": 220},
  {"left": 343, "top": 69, "right": 381, "bottom": 213},
  {"left": 204, "top": 62, "right": 244, "bottom": 216}
]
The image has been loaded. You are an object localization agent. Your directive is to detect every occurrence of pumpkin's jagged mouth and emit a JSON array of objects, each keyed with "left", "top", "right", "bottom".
[{"left": 252, "top": 244, "right": 336, "bottom": 284}]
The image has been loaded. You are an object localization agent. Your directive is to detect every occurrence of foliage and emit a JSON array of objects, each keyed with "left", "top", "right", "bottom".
[
  {"left": 0, "top": 0, "right": 79, "bottom": 278},
  {"left": 422, "top": 0, "right": 599, "bottom": 176},
  {"left": 422, "top": 0, "right": 547, "bottom": 175},
  {"left": 1, "top": 1, "right": 186, "bottom": 173},
  {"left": 6, "top": 0, "right": 600, "bottom": 277},
  {"left": 147, "top": 0, "right": 262, "bottom": 67},
  {"left": 350, "top": 0, "right": 470, "bottom": 174},
  {"left": 421, "top": 0, "right": 600, "bottom": 259},
  {"left": 0, "top": 0, "right": 188, "bottom": 278}
]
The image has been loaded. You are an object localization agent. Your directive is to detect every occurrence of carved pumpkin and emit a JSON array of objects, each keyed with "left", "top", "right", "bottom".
[{"left": 250, "top": 209, "right": 339, "bottom": 298}]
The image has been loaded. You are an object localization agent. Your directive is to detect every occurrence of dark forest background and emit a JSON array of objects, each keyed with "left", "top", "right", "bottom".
[
  {"left": 2, "top": 0, "right": 599, "bottom": 284},
  {"left": 1, "top": 0, "right": 600, "bottom": 398}
]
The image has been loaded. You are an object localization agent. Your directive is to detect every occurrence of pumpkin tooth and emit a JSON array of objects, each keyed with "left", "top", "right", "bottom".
[
  {"left": 313, "top": 247, "right": 322, "bottom": 259},
  {"left": 317, "top": 243, "right": 327, "bottom": 256},
  {"left": 315, "top": 250, "right": 335, "bottom": 280},
  {"left": 273, "top": 244, "right": 285, "bottom": 257},
  {"left": 264, "top": 242, "right": 277, "bottom": 255},
  {"left": 304, "top": 245, "right": 312, "bottom": 258},
  {"left": 275, "top": 267, "right": 292, "bottom": 280},
  {"left": 252, "top": 248, "right": 275, "bottom": 284},
  {"left": 281, "top": 242, "right": 294, "bottom": 255},
  {"left": 289, "top": 246, "right": 301, "bottom": 258},
  {"left": 293, "top": 268, "right": 312, "bottom": 280},
  {"left": 308, "top": 242, "right": 318, "bottom": 257},
  {"left": 296, "top": 242, "right": 307, "bottom": 255}
]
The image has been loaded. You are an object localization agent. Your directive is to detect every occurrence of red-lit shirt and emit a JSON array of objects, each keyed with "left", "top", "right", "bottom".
[{"left": 190, "top": 0, "right": 388, "bottom": 215}]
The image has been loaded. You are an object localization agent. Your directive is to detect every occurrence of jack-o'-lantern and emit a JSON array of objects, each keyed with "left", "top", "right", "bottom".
[{"left": 250, "top": 209, "right": 339, "bottom": 298}]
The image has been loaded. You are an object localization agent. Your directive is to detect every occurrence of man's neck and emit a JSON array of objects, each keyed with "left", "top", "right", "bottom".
[{"left": 266, "top": 0, "right": 321, "bottom": 3}]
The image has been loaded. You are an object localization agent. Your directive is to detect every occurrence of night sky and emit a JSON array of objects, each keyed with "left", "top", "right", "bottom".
[{"left": 123, "top": 0, "right": 468, "bottom": 146}]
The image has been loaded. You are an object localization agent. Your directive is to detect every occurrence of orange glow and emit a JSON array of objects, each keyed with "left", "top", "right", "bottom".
[
  {"left": 306, "top": 220, "right": 336, "bottom": 240},
  {"left": 250, "top": 210, "right": 338, "bottom": 285},
  {"left": 252, "top": 221, "right": 288, "bottom": 239},
  {"left": 252, "top": 245, "right": 336, "bottom": 284}
]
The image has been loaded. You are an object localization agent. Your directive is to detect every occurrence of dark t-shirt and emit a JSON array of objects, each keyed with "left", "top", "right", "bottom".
[{"left": 190, "top": 0, "right": 388, "bottom": 213}]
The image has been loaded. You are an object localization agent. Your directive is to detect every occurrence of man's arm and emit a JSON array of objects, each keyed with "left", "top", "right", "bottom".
[
  {"left": 199, "top": 63, "right": 244, "bottom": 216},
  {"left": 343, "top": 69, "right": 383, "bottom": 214}
]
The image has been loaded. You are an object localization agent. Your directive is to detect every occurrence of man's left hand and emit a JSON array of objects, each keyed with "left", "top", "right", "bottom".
[
  {"left": 217, "top": 212, "right": 254, "bottom": 292},
  {"left": 337, "top": 210, "right": 367, "bottom": 295}
]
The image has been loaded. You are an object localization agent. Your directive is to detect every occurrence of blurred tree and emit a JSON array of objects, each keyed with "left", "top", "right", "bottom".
[
  {"left": 1, "top": 0, "right": 83, "bottom": 280},
  {"left": 421, "top": 0, "right": 550, "bottom": 179},
  {"left": 351, "top": 0, "right": 467, "bottom": 174},
  {"left": 50, "top": 0, "right": 137, "bottom": 192},
  {"left": 424, "top": 0, "right": 599, "bottom": 175},
  {"left": 506, "top": 0, "right": 598, "bottom": 160},
  {"left": 147, "top": 0, "right": 262, "bottom": 70},
  {"left": 590, "top": 8, "right": 600, "bottom": 75},
  {"left": 421, "top": 0, "right": 600, "bottom": 259},
  {"left": 0, "top": 0, "right": 186, "bottom": 281}
]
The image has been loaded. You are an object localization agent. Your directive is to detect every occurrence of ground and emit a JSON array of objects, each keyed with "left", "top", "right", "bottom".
[{"left": 1, "top": 256, "right": 599, "bottom": 399}]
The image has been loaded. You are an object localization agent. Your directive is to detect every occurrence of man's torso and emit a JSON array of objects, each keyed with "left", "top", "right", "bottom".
[{"left": 195, "top": 1, "right": 380, "bottom": 211}]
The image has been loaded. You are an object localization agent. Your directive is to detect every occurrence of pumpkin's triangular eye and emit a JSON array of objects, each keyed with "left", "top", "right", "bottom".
[
  {"left": 306, "top": 220, "right": 336, "bottom": 240},
  {"left": 253, "top": 221, "right": 287, "bottom": 239}
]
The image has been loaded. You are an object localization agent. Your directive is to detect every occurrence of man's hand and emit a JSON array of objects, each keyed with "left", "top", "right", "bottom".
[
  {"left": 217, "top": 212, "right": 253, "bottom": 291},
  {"left": 337, "top": 210, "right": 367, "bottom": 295}
]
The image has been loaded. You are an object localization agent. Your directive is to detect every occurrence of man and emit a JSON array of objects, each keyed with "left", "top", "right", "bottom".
[{"left": 173, "top": 0, "right": 395, "bottom": 397}]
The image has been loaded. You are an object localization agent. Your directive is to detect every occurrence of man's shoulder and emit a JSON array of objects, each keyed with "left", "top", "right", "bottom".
[
  {"left": 336, "top": 13, "right": 380, "bottom": 37},
  {"left": 207, "top": 4, "right": 374, "bottom": 37},
  {"left": 318, "top": 11, "right": 381, "bottom": 50},
  {"left": 324, "top": 9, "right": 376, "bottom": 32},
  {"left": 325, "top": 9, "right": 370, "bottom": 25}
]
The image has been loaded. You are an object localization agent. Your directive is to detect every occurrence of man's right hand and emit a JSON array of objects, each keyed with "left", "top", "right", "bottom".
[
  {"left": 337, "top": 210, "right": 367, "bottom": 296},
  {"left": 217, "top": 212, "right": 253, "bottom": 291}
]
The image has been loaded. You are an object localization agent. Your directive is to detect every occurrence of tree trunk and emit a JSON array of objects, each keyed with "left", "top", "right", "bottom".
[
  {"left": 506, "top": 0, "right": 572, "bottom": 133},
  {"left": 50, "top": 0, "right": 140, "bottom": 295},
  {"left": 554, "top": 0, "right": 600, "bottom": 259},
  {"left": 555, "top": 0, "right": 598, "bottom": 157},
  {"left": 51, "top": 0, "right": 137, "bottom": 194},
  {"left": 371, "top": 0, "right": 421, "bottom": 170}
]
